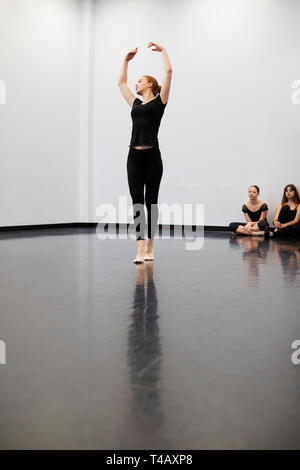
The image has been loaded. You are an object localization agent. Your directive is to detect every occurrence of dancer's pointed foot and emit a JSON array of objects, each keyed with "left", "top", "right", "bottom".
[
  {"left": 133, "top": 256, "right": 144, "bottom": 264},
  {"left": 133, "top": 240, "right": 146, "bottom": 263}
]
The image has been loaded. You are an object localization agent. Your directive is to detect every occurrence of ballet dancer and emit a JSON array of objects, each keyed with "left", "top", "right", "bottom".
[
  {"left": 229, "top": 185, "right": 269, "bottom": 236},
  {"left": 264, "top": 184, "right": 300, "bottom": 239},
  {"left": 118, "top": 42, "right": 172, "bottom": 263}
]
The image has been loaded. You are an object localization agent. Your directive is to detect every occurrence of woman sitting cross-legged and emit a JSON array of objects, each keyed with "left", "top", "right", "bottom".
[
  {"left": 264, "top": 184, "right": 300, "bottom": 239},
  {"left": 229, "top": 185, "right": 269, "bottom": 236}
]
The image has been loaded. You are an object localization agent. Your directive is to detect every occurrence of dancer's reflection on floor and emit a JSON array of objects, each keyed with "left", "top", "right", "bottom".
[
  {"left": 127, "top": 262, "right": 164, "bottom": 432},
  {"left": 229, "top": 235, "right": 270, "bottom": 286},
  {"left": 273, "top": 240, "right": 300, "bottom": 283}
]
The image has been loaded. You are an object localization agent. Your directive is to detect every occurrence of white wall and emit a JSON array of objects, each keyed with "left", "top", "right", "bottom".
[
  {"left": 1, "top": 0, "right": 299, "bottom": 227},
  {"left": 94, "top": 0, "right": 300, "bottom": 226},
  {"left": 0, "top": 0, "right": 82, "bottom": 226}
]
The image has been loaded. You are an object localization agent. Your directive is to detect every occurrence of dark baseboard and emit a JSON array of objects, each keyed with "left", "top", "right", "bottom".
[{"left": 0, "top": 222, "right": 231, "bottom": 233}]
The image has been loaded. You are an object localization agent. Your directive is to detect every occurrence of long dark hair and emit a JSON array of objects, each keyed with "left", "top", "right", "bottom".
[{"left": 281, "top": 184, "right": 300, "bottom": 205}]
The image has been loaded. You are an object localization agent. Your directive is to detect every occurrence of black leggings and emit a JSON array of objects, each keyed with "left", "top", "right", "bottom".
[
  {"left": 229, "top": 220, "right": 268, "bottom": 232},
  {"left": 127, "top": 145, "right": 163, "bottom": 240}
]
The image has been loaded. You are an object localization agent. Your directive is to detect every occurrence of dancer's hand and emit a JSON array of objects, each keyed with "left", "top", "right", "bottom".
[
  {"left": 125, "top": 47, "right": 138, "bottom": 61},
  {"left": 274, "top": 221, "right": 281, "bottom": 228},
  {"left": 147, "top": 41, "right": 164, "bottom": 52},
  {"left": 242, "top": 225, "right": 252, "bottom": 234}
]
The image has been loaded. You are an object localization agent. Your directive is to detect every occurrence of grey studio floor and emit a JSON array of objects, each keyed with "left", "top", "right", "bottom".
[{"left": 1, "top": 226, "right": 300, "bottom": 450}]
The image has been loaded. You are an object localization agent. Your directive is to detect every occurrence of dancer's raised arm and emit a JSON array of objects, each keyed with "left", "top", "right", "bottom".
[
  {"left": 148, "top": 42, "right": 172, "bottom": 104},
  {"left": 118, "top": 47, "right": 138, "bottom": 107}
]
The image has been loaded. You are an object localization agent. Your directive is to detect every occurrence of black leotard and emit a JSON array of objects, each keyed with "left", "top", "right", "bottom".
[
  {"left": 272, "top": 204, "right": 300, "bottom": 239},
  {"left": 129, "top": 94, "right": 167, "bottom": 148},
  {"left": 242, "top": 203, "right": 269, "bottom": 222},
  {"left": 277, "top": 204, "right": 299, "bottom": 223}
]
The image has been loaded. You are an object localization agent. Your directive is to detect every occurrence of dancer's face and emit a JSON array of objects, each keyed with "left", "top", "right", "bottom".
[
  {"left": 248, "top": 187, "right": 258, "bottom": 200},
  {"left": 285, "top": 187, "right": 295, "bottom": 199},
  {"left": 135, "top": 76, "right": 151, "bottom": 95}
]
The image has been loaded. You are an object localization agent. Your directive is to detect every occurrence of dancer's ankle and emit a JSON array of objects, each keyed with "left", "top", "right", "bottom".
[{"left": 137, "top": 239, "right": 145, "bottom": 251}]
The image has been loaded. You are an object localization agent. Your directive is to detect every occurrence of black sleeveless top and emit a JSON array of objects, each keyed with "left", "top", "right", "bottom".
[
  {"left": 278, "top": 204, "right": 299, "bottom": 223},
  {"left": 129, "top": 94, "right": 167, "bottom": 148},
  {"left": 242, "top": 203, "right": 268, "bottom": 222}
]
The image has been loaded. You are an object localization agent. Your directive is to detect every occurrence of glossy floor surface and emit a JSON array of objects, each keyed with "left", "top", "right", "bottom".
[{"left": 0, "top": 227, "right": 300, "bottom": 449}]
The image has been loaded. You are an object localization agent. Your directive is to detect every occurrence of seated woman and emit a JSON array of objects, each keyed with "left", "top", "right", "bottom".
[
  {"left": 265, "top": 184, "right": 300, "bottom": 239},
  {"left": 229, "top": 185, "right": 269, "bottom": 236}
]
